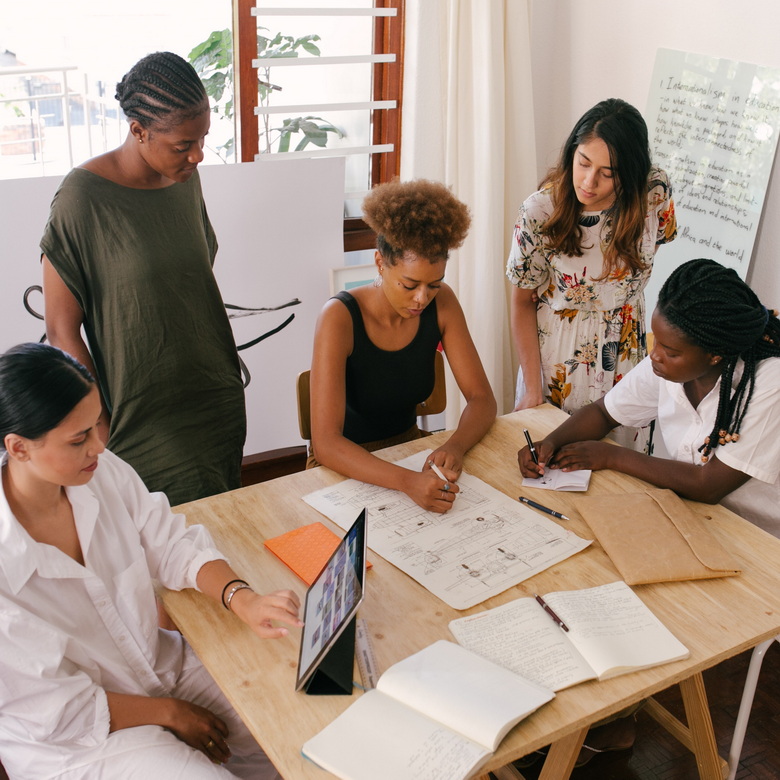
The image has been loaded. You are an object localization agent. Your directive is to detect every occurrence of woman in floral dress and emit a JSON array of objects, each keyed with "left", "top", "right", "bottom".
[{"left": 506, "top": 98, "right": 676, "bottom": 449}]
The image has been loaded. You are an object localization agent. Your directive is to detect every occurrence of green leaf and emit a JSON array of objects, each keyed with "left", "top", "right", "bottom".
[{"left": 301, "top": 41, "right": 321, "bottom": 56}]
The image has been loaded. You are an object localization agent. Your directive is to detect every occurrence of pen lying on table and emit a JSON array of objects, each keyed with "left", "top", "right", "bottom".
[{"left": 518, "top": 495, "right": 571, "bottom": 522}]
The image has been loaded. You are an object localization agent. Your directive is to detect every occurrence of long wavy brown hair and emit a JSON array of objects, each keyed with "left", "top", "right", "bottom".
[{"left": 542, "top": 98, "right": 651, "bottom": 279}]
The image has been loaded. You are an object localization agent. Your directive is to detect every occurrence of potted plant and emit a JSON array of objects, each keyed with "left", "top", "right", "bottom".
[{"left": 188, "top": 27, "right": 344, "bottom": 160}]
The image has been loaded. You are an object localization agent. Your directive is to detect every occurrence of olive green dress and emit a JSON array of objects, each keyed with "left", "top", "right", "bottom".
[{"left": 41, "top": 168, "right": 246, "bottom": 505}]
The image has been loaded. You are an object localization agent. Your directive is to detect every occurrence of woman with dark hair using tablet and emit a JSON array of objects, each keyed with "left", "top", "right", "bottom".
[
  {"left": 0, "top": 343, "right": 301, "bottom": 779},
  {"left": 309, "top": 179, "right": 496, "bottom": 513}
]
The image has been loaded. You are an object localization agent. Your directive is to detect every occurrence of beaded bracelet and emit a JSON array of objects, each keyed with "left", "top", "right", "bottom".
[
  {"left": 221, "top": 579, "right": 248, "bottom": 610},
  {"left": 224, "top": 582, "right": 254, "bottom": 612}
]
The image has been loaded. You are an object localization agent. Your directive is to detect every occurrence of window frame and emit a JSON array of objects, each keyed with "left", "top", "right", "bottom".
[{"left": 234, "top": 0, "right": 405, "bottom": 251}]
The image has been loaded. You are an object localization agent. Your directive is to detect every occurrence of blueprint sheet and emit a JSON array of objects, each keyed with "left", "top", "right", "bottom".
[{"left": 302, "top": 451, "right": 592, "bottom": 609}]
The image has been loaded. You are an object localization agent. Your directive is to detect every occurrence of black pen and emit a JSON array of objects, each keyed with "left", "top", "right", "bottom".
[
  {"left": 518, "top": 495, "right": 570, "bottom": 522},
  {"left": 523, "top": 428, "right": 539, "bottom": 465},
  {"left": 534, "top": 594, "right": 570, "bottom": 632}
]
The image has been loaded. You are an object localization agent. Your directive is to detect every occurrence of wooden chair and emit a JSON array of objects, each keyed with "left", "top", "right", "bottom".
[{"left": 296, "top": 350, "right": 447, "bottom": 441}]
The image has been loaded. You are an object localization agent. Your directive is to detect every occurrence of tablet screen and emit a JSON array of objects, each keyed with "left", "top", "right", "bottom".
[{"left": 295, "top": 509, "right": 367, "bottom": 691}]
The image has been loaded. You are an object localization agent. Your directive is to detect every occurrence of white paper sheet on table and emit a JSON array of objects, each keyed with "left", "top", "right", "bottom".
[
  {"left": 302, "top": 451, "right": 592, "bottom": 609},
  {"left": 521, "top": 468, "right": 591, "bottom": 492}
]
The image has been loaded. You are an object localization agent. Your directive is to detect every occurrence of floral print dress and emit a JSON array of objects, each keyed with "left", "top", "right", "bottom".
[{"left": 506, "top": 165, "right": 677, "bottom": 449}]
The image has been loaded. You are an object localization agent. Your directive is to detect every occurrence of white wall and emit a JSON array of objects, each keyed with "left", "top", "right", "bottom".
[{"left": 527, "top": 0, "right": 780, "bottom": 307}]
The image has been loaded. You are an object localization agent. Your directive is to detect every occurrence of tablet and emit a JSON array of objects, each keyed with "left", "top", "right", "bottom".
[{"left": 295, "top": 509, "right": 367, "bottom": 693}]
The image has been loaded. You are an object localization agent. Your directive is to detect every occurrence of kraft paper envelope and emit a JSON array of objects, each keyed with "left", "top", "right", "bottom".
[{"left": 574, "top": 488, "right": 741, "bottom": 584}]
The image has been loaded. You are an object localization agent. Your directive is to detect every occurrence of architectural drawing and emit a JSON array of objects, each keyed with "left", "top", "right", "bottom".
[{"left": 303, "top": 451, "right": 591, "bottom": 609}]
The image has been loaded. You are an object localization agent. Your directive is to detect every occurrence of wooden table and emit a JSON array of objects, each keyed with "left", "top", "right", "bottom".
[{"left": 162, "top": 407, "right": 780, "bottom": 780}]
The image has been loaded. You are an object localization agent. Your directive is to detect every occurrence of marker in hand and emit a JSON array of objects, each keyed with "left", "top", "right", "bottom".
[{"left": 428, "top": 460, "right": 452, "bottom": 492}]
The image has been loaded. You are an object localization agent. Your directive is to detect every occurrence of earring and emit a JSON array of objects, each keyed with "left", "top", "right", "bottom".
[{"left": 373, "top": 266, "right": 384, "bottom": 287}]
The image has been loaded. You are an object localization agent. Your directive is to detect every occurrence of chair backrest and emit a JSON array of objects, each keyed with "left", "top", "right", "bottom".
[
  {"left": 295, "top": 350, "right": 447, "bottom": 441},
  {"left": 296, "top": 370, "right": 312, "bottom": 441},
  {"left": 416, "top": 349, "right": 447, "bottom": 416}
]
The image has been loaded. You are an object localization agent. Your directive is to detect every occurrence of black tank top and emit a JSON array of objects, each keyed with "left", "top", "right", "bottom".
[{"left": 335, "top": 291, "right": 442, "bottom": 444}]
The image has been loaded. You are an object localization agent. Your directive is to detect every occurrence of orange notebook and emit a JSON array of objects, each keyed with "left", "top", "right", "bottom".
[{"left": 264, "top": 522, "right": 371, "bottom": 586}]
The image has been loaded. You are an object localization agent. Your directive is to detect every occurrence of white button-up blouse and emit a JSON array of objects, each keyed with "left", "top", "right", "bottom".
[
  {"left": 0, "top": 449, "right": 225, "bottom": 777},
  {"left": 604, "top": 355, "right": 780, "bottom": 538}
]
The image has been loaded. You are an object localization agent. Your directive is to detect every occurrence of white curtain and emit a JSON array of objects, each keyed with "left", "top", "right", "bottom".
[{"left": 401, "top": 0, "right": 538, "bottom": 423}]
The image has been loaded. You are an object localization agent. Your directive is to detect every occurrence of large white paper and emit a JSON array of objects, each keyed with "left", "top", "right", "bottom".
[{"left": 302, "top": 451, "right": 591, "bottom": 609}]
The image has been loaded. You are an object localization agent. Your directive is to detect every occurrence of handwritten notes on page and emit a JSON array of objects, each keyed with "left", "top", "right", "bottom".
[
  {"left": 644, "top": 48, "right": 780, "bottom": 312},
  {"left": 302, "top": 451, "right": 591, "bottom": 609},
  {"left": 449, "top": 581, "right": 689, "bottom": 691}
]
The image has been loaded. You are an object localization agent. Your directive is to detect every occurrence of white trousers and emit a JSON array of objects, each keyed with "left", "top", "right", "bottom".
[{"left": 56, "top": 645, "right": 281, "bottom": 780}]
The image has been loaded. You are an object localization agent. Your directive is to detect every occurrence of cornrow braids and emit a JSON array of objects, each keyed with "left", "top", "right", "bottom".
[
  {"left": 657, "top": 258, "right": 780, "bottom": 462},
  {"left": 115, "top": 52, "right": 207, "bottom": 130}
]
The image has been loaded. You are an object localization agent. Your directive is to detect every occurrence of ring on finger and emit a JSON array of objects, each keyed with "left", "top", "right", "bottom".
[
  {"left": 443, "top": 482, "right": 450, "bottom": 492},
  {"left": 206, "top": 739, "right": 215, "bottom": 749}
]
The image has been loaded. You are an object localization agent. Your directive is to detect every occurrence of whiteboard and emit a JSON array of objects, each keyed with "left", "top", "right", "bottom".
[
  {"left": 0, "top": 157, "right": 345, "bottom": 455},
  {"left": 644, "top": 48, "right": 780, "bottom": 317}
]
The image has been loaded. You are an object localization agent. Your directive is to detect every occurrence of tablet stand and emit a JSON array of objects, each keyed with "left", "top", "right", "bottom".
[{"left": 303, "top": 618, "right": 356, "bottom": 696}]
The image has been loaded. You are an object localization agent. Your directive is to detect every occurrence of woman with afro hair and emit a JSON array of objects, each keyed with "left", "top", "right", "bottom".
[
  {"left": 518, "top": 258, "right": 780, "bottom": 537},
  {"left": 309, "top": 179, "right": 496, "bottom": 513}
]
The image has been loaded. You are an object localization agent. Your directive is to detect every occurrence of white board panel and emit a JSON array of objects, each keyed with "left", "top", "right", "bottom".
[{"left": 645, "top": 48, "right": 780, "bottom": 317}]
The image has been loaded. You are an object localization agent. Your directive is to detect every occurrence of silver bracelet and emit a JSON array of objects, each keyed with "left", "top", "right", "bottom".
[{"left": 225, "top": 582, "right": 253, "bottom": 612}]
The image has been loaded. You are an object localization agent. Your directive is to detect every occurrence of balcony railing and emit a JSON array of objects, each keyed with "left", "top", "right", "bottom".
[{"left": 0, "top": 65, "right": 124, "bottom": 180}]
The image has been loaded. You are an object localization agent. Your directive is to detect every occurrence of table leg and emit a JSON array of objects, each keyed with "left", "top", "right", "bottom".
[
  {"left": 537, "top": 725, "right": 588, "bottom": 780},
  {"left": 679, "top": 672, "right": 727, "bottom": 780}
]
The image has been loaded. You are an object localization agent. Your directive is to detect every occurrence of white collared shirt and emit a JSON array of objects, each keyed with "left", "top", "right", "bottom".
[
  {"left": 0, "top": 449, "right": 226, "bottom": 778},
  {"left": 604, "top": 356, "right": 780, "bottom": 537}
]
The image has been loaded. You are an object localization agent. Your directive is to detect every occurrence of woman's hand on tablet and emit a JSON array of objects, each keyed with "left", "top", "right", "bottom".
[{"left": 230, "top": 588, "right": 303, "bottom": 639}]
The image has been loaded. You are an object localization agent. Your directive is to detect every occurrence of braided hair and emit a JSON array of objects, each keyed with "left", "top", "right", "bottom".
[
  {"left": 115, "top": 52, "right": 207, "bottom": 130},
  {"left": 657, "top": 258, "right": 780, "bottom": 462}
]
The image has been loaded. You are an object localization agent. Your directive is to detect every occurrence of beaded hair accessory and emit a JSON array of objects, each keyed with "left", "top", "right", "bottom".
[
  {"left": 699, "top": 430, "right": 740, "bottom": 463},
  {"left": 698, "top": 304, "right": 777, "bottom": 463}
]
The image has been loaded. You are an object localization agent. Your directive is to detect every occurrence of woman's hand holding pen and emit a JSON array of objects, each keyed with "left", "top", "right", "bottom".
[
  {"left": 426, "top": 444, "right": 464, "bottom": 479},
  {"left": 518, "top": 437, "right": 557, "bottom": 478},
  {"left": 402, "top": 468, "right": 460, "bottom": 513}
]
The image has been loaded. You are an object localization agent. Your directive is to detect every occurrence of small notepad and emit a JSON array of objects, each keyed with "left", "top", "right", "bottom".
[
  {"left": 522, "top": 468, "right": 591, "bottom": 492},
  {"left": 264, "top": 522, "right": 371, "bottom": 585}
]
